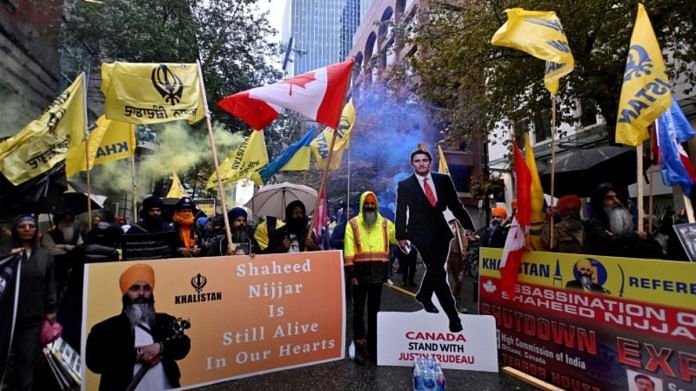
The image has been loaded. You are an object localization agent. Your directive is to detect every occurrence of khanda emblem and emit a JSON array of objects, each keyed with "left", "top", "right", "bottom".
[
  {"left": 190, "top": 273, "right": 207, "bottom": 293},
  {"left": 623, "top": 45, "right": 654, "bottom": 82},
  {"left": 151, "top": 64, "right": 184, "bottom": 105}
]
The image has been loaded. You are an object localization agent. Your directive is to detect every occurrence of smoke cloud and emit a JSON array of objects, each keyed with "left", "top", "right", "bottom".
[{"left": 92, "top": 121, "right": 244, "bottom": 200}]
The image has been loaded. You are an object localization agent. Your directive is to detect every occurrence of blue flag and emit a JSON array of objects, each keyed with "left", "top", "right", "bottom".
[
  {"left": 259, "top": 128, "right": 316, "bottom": 183},
  {"left": 656, "top": 99, "right": 696, "bottom": 194}
]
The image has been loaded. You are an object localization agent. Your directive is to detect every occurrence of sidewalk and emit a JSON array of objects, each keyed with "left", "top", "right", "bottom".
[{"left": 201, "top": 264, "right": 537, "bottom": 391}]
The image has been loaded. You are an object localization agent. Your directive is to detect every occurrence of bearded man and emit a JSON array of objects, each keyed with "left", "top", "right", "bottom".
[
  {"left": 542, "top": 194, "right": 586, "bottom": 253},
  {"left": 585, "top": 183, "right": 662, "bottom": 258},
  {"left": 270, "top": 200, "right": 318, "bottom": 253},
  {"left": 127, "top": 196, "right": 173, "bottom": 234},
  {"left": 86, "top": 263, "right": 190, "bottom": 391},
  {"left": 565, "top": 258, "right": 607, "bottom": 293},
  {"left": 344, "top": 191, "right": 398, "bottom": 364}
]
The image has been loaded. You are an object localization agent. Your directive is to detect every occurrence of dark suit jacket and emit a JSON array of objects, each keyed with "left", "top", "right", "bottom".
[
  {"left": 395, "top": 173, "right": 474, "bottom": 243},
  {"left": 86, "top": 313, "right": 191, "bottom": 391}
]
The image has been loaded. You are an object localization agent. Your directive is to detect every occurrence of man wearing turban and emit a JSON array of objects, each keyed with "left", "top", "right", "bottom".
[
  {"left": 542, "top": 194, "right": 586, "bottom": 254},
  {"left": 86, "top": 264, "right": 190, "bottom": 390}
]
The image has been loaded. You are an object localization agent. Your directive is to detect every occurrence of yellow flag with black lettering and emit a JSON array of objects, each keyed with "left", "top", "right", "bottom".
[
  {"left": 102, "top": 62, "right": 205, "bottom": 125},
  {"left": 93, "top": 119, "right": 136, "bottom": 166},
  {"left": 0, "top": 74, "right": 86, "bottom": 185},
  {"left": 491, "top": 8, "right": 574, "bottom": 95},
  {"left": 311, "top": 100, "right": 355, "bottom": 170},
  {"left": 207, "top": 130, "right": 268, "bottom": 188},
  {"left": 65, "top": 116, "right": 135, "bottom": 177},
  {"left": 524, "top": 133, "right": 546, "bottom": 251},
  {"left": 167, "top": 172, "right": 186, "bottom": 199},
  {"left": 437, "top": 145, "right": 449, "bottom": 175},
  {"left": 615, "top": 4, "right": 671, "bottom": 146}
]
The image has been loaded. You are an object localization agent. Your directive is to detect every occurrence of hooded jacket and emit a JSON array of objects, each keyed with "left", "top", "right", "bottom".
[{"left": 344, "top": 191, "right": 398, "bottom": 283}]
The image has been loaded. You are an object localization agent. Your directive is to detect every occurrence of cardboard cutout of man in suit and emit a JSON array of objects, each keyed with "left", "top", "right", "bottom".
[{"left": 395, "top": 149, "right": 474, "bottom": 332}]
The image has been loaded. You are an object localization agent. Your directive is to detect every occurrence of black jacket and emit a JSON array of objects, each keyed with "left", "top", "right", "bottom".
[
  {"left": 86, "top": 312, "right": 191, "bottom": 391},
  {"left": 395, "top": 173, "right": 474, "bottom": 243}
]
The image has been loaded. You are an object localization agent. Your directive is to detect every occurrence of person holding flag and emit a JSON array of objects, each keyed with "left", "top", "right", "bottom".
[{"left": 1, "top": 215, "right": 57, "bottom": 391}]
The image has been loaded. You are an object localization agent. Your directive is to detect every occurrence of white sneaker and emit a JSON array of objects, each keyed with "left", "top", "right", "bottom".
[{"left": 387, "top": 279, "right": 394, "bottom": 285}]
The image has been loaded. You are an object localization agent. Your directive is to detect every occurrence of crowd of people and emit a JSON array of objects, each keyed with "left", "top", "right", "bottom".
[
  {"left": 479, "top": 182, "right": 688, "bottom": 261},
  {"left": 0, "top": 149, "right": 692, "bottom": 386}
]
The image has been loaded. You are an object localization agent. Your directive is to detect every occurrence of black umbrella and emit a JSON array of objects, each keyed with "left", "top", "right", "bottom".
[
  {"left": 540, "top": 146, "right": 637, "bottom": 197},
  {"left": 62, "top": 192, "right": 105, "bottom": 216},
  {"left": 0, "top": 162, "right": 68, "bottom": 216}
]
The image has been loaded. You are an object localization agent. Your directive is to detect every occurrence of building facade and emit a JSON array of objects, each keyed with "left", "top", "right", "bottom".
[{"left": 0, "top": 0, "right": 64, "bottom": 138}]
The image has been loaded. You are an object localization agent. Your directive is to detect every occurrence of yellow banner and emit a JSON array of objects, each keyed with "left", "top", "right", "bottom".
[
  {"left": 311, "top": 100, "right": 355, "bottom": 170},
  {"left": 83, "top": 252, "right": 345, "bottom": 389},
  {"left": 102, "top": 62, "right": 205, "bottom": 125},
  {"left": 524, "top": 134, "right": 546, "bottom": 250},
  {"left": 94, "top": 118, "right": 135, "bottom": 166},
  {"left": 479, "top": 248, "right": 695, "bottom": 306},
  {"left": 615, "top": 4, "right": 671, "bottom": 146},
  {"left": 0, "top": 74, "right": 86, "bottom": 185},
  {"left": 65, "top": 115, "right": 135, "bottom": 177},
  {"left": 437, "top": 145, "right": 449, "bottom": 175},
  {"left": 207, "top": 130, "right": 268, "bottom": 188},
  {"left": 491, "top": 8, "right": 574, "bottom": 94},
  {"left": 167, "top": 172, "right": 187, "bottom": 199}
]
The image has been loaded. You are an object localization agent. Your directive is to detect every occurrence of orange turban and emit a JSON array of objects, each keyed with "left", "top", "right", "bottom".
[
  {"left": 557, "top": 194, "right": 582, "bottom": 214},
  {"left": 364, "top": 193, "right": 377, "bottom": 204},
  {"left": 491, "top": 207, "right": 508, "bottom": 219},
  {"left": 119, "top": 263, "right": 155, "bottom": 294}
]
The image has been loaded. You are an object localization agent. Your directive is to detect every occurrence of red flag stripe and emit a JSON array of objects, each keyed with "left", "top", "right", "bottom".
[
  {"left": 513, "top": 143, "right": 532, "bottom": 226},
  {"left": 217, "top": 91, "right": 279, "bottom": 130},
  {"left": 316, "top": 60, "right": 354, "bottom": 129}
]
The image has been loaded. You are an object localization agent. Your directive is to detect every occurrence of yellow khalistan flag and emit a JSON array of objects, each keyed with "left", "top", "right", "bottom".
[
  {"left": 524, "top": 133, "right": 546, "bottom": 251},
  {"left": 0, "top": 74, "right": 86, "bottom": 185},
  {"left": 207, "top": 130, "right": 268, "bottom": 188},
  {"left": 65, "top": 115, "right": 135, "bottom": 177},
  {"left": 615, "top": 4, "right": 671, "bottom": 146},
  {"left": 310, "top": 100, "right": 355, "bottom": 170},
  {"left": 102, "top": 62, "right": 205, "bottom": 125},
  {"left": 167, "top": 172, "right": 186, "bottom": 198},
  {"left": 491, "top": 8, "right": 574, "bottom": 95}
]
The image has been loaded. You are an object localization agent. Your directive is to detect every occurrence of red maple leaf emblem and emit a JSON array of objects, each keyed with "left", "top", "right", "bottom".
[{"left": 281, "top": 72, "right": 316, "bottom": 96}]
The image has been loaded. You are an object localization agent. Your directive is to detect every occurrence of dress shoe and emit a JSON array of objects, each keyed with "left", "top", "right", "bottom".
[
  {"left": 449, "top": 319, "right": 463, "bottom": 333},
  {"left": 415, "top": 295, "right": 439, "bottom": 313},
  {"left": 354, "top": 340, "right": 367, "bottom": 365}
]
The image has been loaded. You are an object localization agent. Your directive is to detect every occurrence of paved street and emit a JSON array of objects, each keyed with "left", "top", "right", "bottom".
[{"left": 201, "top": 263, "right": 537, "bottom": 391}]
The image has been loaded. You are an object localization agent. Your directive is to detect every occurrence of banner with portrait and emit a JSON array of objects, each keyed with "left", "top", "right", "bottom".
[
  {"left": 479, "top": 248, "right": 696, "bottom": 391},
  {"left": 81, "top": 251, "right": 345, "bottom": 390}
]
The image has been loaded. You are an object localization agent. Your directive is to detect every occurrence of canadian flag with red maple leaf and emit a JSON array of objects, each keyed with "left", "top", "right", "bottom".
[
  {"left": 499, "top": 143, "right": 531, "bottom": 299},
  {"left": 217, "top": 60, "right": 354, "bottom": 130}
]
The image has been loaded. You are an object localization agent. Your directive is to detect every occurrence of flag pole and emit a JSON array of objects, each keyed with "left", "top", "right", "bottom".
[
  {"left": 637, "top": 143, "right": 644, "bottom": 233},
  {"left": 648, "top": 127, "right": 655, "bottom": 233},
  {"left": 310, "top": 129, "right": 338, "bottom": 229},
  {"left": 130, "top": 152, "right": 138, "bottom": 223},
  {"left": 549, "top": 94, "right": 557, "bottom": 249},
  {"left": 347, "top": 144, "right": 351, "bottom": 213},
  {"left": 81, "top": 72, "right": 93, "bottom": 230},
  {"left": 196, "top": 60, "right": 234, "bottom": 252}
]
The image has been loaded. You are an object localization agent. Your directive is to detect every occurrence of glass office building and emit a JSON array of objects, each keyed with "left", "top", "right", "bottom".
[{"left": 289, "top": 0, "right": 363, "bottom": 75}]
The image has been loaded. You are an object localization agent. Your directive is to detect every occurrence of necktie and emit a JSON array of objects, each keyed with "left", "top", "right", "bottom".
[{"left": 423, "top": 178, "right": 437, "bottom": 207}]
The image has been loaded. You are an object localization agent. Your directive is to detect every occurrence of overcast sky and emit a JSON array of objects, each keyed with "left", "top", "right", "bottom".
[{"left": 259, "top": 0, "right": 287, "bottom": 39}]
